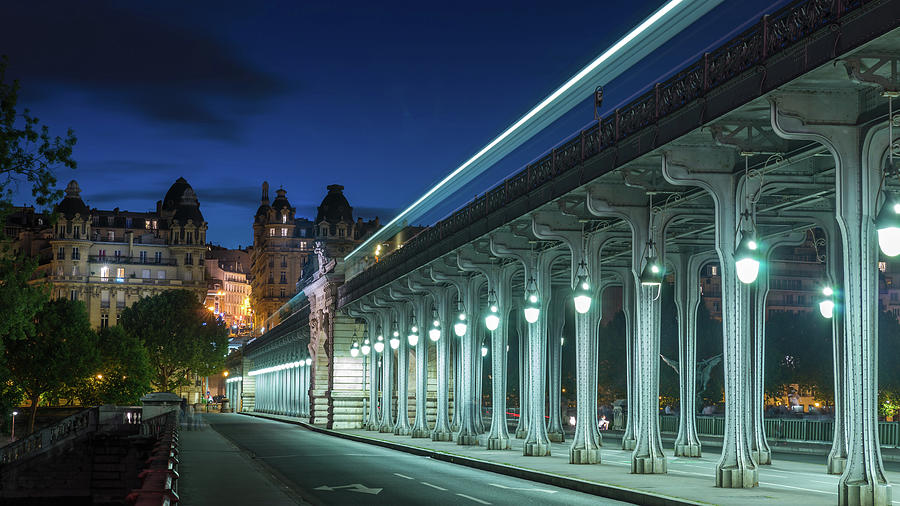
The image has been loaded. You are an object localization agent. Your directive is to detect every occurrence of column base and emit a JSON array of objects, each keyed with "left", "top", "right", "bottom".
[
  {"left": 411, "top": 428, "right": 430, "bottom": 438},
  {"left": 515, "top": 428, "right": 527, "bottom": 439},
  {"left": 622, "top": 437, "right": 636, "bottom": 451},
  {"left": 751, "top": 448, "right": 771, "bottom": 465},
  {"left": 456, "top": 433, "right": 478, "bottom": 446},
  {"left": 827, "top": 455, "right": 847, "bottom": 475},
  {"left": 486, "top": 437, "right": 510, "bottom": 450},
  {"left": 674, "top": 442, "right": 702, "bottom": 457},
  {"left": 523, "top": 441, "right": 551, "bottom": 456},
  {"left": 716, "top": 466, "right": 759, "bottom": 488},
  {"left": 431, "top": 430, "right": 453, "bottom": 442},
  {"left": 838, "top": 480, "right": 892, "bottom": 506},
  {"left": 548, "top": 430, "right": 565, "bottom": 443},
  {"left": 394, "top": 426, "right": 411, "bottom": 436},
  {"left": 569, "top": 447, "right": 601, "bottom": 464},
  {"left": 379, "top": 425, "right": 393, "bottom": 433},
  {"left": 365, "top": 422, "right": 380, "bottom": 431},
  {"left": 632, "top": 455, "right": 667, "bottom": 474}
]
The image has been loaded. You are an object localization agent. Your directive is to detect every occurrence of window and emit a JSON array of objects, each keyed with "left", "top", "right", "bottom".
[
  {"left": 98, "top": 249, "right": 106, "bottom": 259},
  {"left": 70, "top": 289, "right": 77, "bottom": 301},
  {"left": 116, "top": 313, "right": 121, "bottom": 325},
  {"left": 281, "top": 256, "right": 287, "bottom": 267},
  {"left": 100, "top": 314, "right": 109, "bottom": 329},
  {"left": 57, "top": 265, "right": 63, "bottom": 277},
  {"left": 710, "top": 265, "right": 717, "bottom": 276},
  {"left": 155, "top": 251, "right": 162, "bottom": 263},
  {"left": 300, "top": 228, "right": 307, "bottom": 237},
  {"left": 281, "top": 228, "right": 287, "bottom": 237},
  {"left": 57, "top": 247, "right": 65, "bottom": 260},
  {"left": 269, "top": 228, "right": 275, "bottom": 237},
  {"left": 116, "top": 267, "right": 125, "bottom": 280},
  {"left": 157, "top": 270, "right": 165, "bottom": 279},
  {"left": 125, "top": 218, "right": 132, "bottom": 228},
  {"left": 117, "top": 290, "right": 125, "bottom": 308},
  {"left": 184, "top": 270, "right": 193, "bottom": 281},
  {"left": 282, "top": 214, "right": 287, "bottom": 224},
  {"left": 139, "top": 251, "right": 147, "bottom": 263},
  {"left": 114, "top": 250, "right": 122, "bottom": 259},
  {"left": 101, "top": 290, "right": 110, "bottom": 308},
  {"left": 892, "top": 292, "right": 899, "bottom": 302},
  {"left": 186, "top": 232, "right": 193, "bottom": 243},
  {"left": 280, "top": 288, "right": 286, "bottom": 298},
  {"left": 72, "top": 265, "right": 79, "bottom": 276},
  {"left": 105, "top": 216, "right": 113, "bottom": 226},
  {"left": 73, "top": 225, "right": 80, "bottom": 237},
  {"left": 108, "top": 230, "right": 115, "bottom": 241},
  {"left": 280, "top": 272, "right": 287, "bottom": 284},
  {"left": 152, "top": 219, "right": 158, "bottom": 229},
  {"left": 142, "top": 269, "right": 150, "bottom": 279},
  {"left": 72, "top": 247, "right": 80, "bottom": 260},
  {"left": 338, "top": 227, "right": 345, "bottom": 237},
  {"left": 185, "top": 253, "right": 193, "bottom": 266},
  {"left": 320, "top": 226, "right": 327, "bottom": 236},
  {"left": 145, "top": 220, "right": 151, "bottom": 230},
  {"left": 100, "top": 266, "right": 109, "bottom": 280},
  {"left": 879, "top": 261, "right": 887, "bottom": 273}
]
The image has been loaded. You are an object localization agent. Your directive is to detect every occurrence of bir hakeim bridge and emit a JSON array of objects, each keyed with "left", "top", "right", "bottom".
[{"left": 229, "top": 1, "right": 900, "bottom": 504}]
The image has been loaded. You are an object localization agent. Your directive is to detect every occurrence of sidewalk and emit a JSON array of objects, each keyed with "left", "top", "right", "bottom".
[
  {"left": 245, "top": 413, "right": 900, "bottom": 506},
  {"left": 178, "top": 415, "right": 300, "bottom": 505}
]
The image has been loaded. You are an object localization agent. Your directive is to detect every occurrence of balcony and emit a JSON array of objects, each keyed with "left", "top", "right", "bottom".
[{"left": 89, "top": 255, "right": 177, "bottom": 266}]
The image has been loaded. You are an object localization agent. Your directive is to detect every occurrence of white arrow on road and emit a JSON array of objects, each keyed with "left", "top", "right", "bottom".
[
  {"left": 314, "top": 483, "right": 383, "bottom": 495},
  {"left": 489, "top": 483, "right": 557, "bottom": 494}
]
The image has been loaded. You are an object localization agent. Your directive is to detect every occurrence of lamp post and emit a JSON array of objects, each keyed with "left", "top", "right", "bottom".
[
  {"left": 454, "top": 301, "right": 468, "bottom": 337},
  {"left": 390, "top": 319, "right": 400, "bottom": 350},
  {"left": 734, "top": 234, "right": 761, "bottom": 284},
  {"left": 407, "top": 313, "right": 419, "bottom": 347},
  {"left": 485, "top": 289, "right": 500, "bottom": 331},
  {"left": 573, "top": 260, "right": 592, "bottom": 314},
  {"left": 11, "top": 410, "right": 17, "bottom": 441},
  {"left": 429, "top": 309, "right": 441, "bottom": 342}
]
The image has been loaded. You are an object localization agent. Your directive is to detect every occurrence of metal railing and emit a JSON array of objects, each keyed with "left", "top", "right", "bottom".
[
  {"left": 658, "top": 415, "right": 900, "bottom": 446},
  {"left": 338, "top": 0, "right": 883, "bottom": 307}
]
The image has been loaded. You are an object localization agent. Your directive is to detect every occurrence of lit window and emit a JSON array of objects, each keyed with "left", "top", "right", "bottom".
[
  {"left": 145, "top": 220, "right": 151, "bottom": 229},
  {"left": 710, "top": 265, "right": 717, "bottom": 276},
  {"left": 108, "top": 230, "right": 115, "bottom": 241},
  {"left": 157, "top": 270, "right": 165, "bottom": 279},
  {"left": 282, "top": 214, "right": 287, "bottom": 224},
  {"left": 116, "top": 268, "right": 125, "bottom": 279},
  {"left": 281, "top": 228, "right": 287, "bottom": 237},
  {"left": 879, "top": 261, "right": 887, "bottom": 273},
  {"left": 269, "top": 228, "right": 275, "bottom": 237},
  {"left": 100, "top": 266, "right": 109, "bottom": 280},
  {"left": 142, "top": 269, "right": 150, "bottom": 279}
]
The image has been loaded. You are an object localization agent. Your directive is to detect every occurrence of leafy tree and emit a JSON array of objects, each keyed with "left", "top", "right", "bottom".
[
  {"left": 0, "top": 56, "right": 76, "bottom": 345},
  {"left": 121, "top": 290, "right": 229, "bottom": 392},
  {"left": 76, "top": 326, "right": 152, "bottom": 406},
  {"left": 3, "top": 299, "right": 98, "bottom": 433}
]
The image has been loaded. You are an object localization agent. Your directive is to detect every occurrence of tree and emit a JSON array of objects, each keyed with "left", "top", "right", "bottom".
[
  {"left": 1, "top": 56, "right": 76, "bottom": 355},
  {"left": 121, "top": 290, "right": 229, "bottom": 392},
  {"left": 3, "top": 299, "right": 98, "bottom": 433},
  {"left": 76, "top": 326, "right": 152, "bottom": 406}
]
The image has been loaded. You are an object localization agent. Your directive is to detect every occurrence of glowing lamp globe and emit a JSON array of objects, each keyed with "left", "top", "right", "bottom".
[
  {"left": 734, "top": 235, "right": 761, "bottom": 284},
  {"left": 819, "top": 286, "right": 835, "bottom": 319},
  {"left": 389, "top": 336, "right": 400, "bottom": 349},
  {"left": 523, "top": 292, "right": 540, "bottom": 324},
  {"left": 429, "top": 321, "right": 441, "bottom": 342},
  {"left": 876, "top": 196, "right": 900, "bottom": 257},
  {"left": 350, "top": 341, "right": 360, "bottom": 358},
  {"left": 361, "top": 339, "right": 371, "bottom": 356},
  {"left": 305, "top": 357, "right": 312, "bottom": 366},
  {"left": 481, "top": 345, "right": 488, "bottom": 357},
  {"left": 639, "top": 258, "right": 664, "bottom": 286},
  {"left": 573, "top": 279, "right": 592, "bottom": 314},
  {"left": 485, "top": 305, "right": 500, "bottom": 331},
  {"left": 408, "top": 325, "right": 419, "bottom": 347}
]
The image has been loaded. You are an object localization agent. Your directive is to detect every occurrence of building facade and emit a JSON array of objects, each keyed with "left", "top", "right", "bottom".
[
  {"left": 25, "top": 178, "right": 208, "bottom": 329},
  {"left": 204, "top": 246, "right": 252, "bottom": 336}
]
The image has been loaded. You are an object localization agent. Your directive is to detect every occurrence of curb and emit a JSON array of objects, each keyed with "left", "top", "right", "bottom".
[{"left": 239, "top": 412, "right": 707, "bottom": 506}]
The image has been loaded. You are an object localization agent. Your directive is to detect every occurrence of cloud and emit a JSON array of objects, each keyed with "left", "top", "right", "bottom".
[{"left": 0, "top": 1, "right": 287, "bottom": 140}]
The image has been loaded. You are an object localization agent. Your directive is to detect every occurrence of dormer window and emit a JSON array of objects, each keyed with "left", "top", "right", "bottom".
[
  {"left": 282, "top": 214, "right": 287, "bottom": 224},
  {"left": 269, "top": 228, "right": 275, "bottom": 237}
]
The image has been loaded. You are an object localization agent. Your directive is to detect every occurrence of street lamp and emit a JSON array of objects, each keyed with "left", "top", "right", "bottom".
[
  {"left": 454, "top": 301, "right": 468, "bottom": 337},
  {"left": 11, "top": 410, "right": 17, "bottom": 441},
  {"left": 374, "top": 327, "right": 385, "bottom": 353},
  {"left": 640, "top": 257, "right": 664, "bottom": 286},
  {"left": 819, "top": 286, "right": 835, "bottom": 319},
  {"left": 734, "top": 234, "right": 761, "bottom": 284},
  {"left": 484, "top": 289, "right": 500, "bottom": 331},
  {"left": 876, "top": 193, "right": 900, "bottom": 257},
  {"left": 407, "top": 313, "right": 419, "bottom": 347},
  {"left": 573, "top": 260, "right": 592, "bottom": 314},
  {"left": 429, "top": 309, "right": 441, "bottom": 342},
  {"left": 523, "top": 276, "right": 540, "bottom": 323},
  {"left": 481, "top": 344, "right": 488, "bottom": 357},
  {"left": 361, "top": 337, "right": 371, "bottom": 356},
  {"left": 390, "top": 319, "right": 400, "bottom": 349},
  {"left": 350, "top": 340, "right": 360, "bottom": 357},
  {"left": 305, "top": 357, "right": 312, "bottom": 366}
]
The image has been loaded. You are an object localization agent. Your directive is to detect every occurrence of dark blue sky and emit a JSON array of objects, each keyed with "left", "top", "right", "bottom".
[{"left": 3, "top": 0, "right": 787, "bottom": 248}]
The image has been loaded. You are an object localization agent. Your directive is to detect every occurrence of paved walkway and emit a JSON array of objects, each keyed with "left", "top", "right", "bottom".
[
  {"left": 247, "top": 413, "right": 900, "bottom": 505},
  {"left": 178, "top": 414, "right": 301, "bottom": 505}
]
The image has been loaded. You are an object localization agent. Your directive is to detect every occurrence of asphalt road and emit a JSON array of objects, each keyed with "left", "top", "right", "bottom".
[{"left": 205, "top": 414, "right": 631, "bottom": 506}]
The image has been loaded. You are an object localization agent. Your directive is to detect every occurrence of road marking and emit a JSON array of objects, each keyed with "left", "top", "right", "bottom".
[
  {"left": 759, "top": 482, "right": 832, "bottom": 495},
  {"left": 421, "top": 481, "right": 447, "bottom": 491},
  {"left": 489, "top": 483, "right": 557, "bottom": 493},
  {"left": 456, "top": 493, "right": 491, "bottom": 504},
  {"left": 393, "top": 473, "right": 414, "bottom": 480},
  {"left": 314, "top": 484, "right": 382, "bottom": 495}
]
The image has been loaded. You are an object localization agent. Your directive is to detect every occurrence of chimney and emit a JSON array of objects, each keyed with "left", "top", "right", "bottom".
[{"left": 261, "top": 181, "right": 270, "bottom": 206}]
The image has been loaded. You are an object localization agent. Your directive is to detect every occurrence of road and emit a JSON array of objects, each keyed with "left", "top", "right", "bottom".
[{"left": 204, "top": 414, "right": 631, "bottom": 506}]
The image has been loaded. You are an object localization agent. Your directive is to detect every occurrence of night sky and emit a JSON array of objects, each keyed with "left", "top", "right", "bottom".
[{"left": 2, "top": 1, "right": 788, "bottom": 248}]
